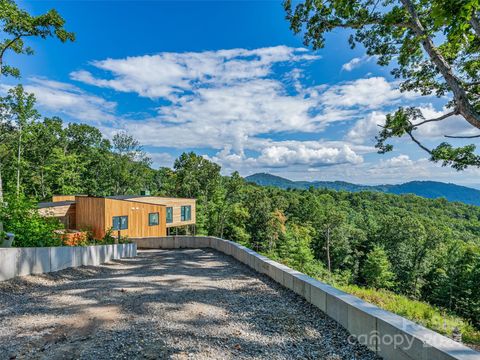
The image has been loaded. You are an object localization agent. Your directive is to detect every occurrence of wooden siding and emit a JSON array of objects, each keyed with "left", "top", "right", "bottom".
[
  {"left": 38, "top": 203, "right": 76, "bottom": 229},
  {"left": 104, "top": 199, "right": 166, "bottom": 238},
  {"left": 52, "top": 195, "right": 81, "bottom": 202},
  {"left": 124, "top": 197, "right": 196, "bottom": 228},
  {"left": 75, "top": 196, "right": 106, "bottom": 239}
]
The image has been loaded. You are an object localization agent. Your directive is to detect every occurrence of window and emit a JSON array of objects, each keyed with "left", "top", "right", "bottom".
[
  {"left": 112, "top": 216, "right": 128, "bottom": 230},
  {"left": 181, "top": 205, "right": 191, "bottom": 221},
  {"left": 149, "top": 212, "right": 159, "bottom": 226},
  {"left": 166, "top": 207, "right": 173, "bottom": 223}
]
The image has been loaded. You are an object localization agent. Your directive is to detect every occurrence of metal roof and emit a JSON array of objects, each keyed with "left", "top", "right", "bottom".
[{"left": 37, "top": 200, "right": 75, "bottom": 209}]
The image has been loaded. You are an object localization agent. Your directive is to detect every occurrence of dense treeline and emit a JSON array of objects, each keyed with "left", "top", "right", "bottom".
[{"left": 0, "top": 86, "right": 479, "bottom": 342}]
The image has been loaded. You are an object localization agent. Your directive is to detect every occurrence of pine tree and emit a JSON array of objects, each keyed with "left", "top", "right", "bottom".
[{"left": 363, "top": 245, "right": 395, "bottom": 289}]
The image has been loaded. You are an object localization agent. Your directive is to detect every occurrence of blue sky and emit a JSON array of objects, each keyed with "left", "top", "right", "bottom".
[{"left": 5, "top": 1, "right": 480, "bottom": 186}]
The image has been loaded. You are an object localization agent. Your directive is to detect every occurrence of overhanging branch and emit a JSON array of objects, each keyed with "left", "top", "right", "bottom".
[
  {"left": 445, "top": 134, "right": 480, "bottom": 139},
  {"left": 412, "top": 111, "right": 456, "bottom": 127}
]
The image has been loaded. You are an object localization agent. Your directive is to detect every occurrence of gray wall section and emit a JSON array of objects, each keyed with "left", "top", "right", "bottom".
[
  {"left": 0, "top": 243, "right": 136, "bottom": 281},
  {"left": 133, "top": 236, "right": 479, "bottom": 360}
]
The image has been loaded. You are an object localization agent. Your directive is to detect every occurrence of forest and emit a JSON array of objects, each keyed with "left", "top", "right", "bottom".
[{"left": 0, "top": 84, "right": 479, "bottom": 345}]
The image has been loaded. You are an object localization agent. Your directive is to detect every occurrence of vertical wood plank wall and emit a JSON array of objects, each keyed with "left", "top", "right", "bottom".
[
  {"left": 104, "top": 199, "right": 167, "bottom": 238},
  {"left": 125, "top": 197, "right": 196, "bottom": 228},
  {"left": 75, "top": 196, "right": 106, "bottom": 239}
]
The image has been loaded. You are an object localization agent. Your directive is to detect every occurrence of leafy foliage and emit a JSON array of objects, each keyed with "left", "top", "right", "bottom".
[
  {"left": 0, "top": 0, "right": 75, "bottom": 78},
  {"left": 283, "top": 0, "right": 480, "bottom": 169},
  {"left": 0, "top": 193, "right": 61, "bottom": 247},
  {"left": 362, "top": 245, "right": 395, "bottom": 289}
]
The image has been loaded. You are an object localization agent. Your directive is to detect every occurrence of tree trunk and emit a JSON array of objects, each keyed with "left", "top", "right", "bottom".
[
  {"left": 0, "top": 162, "right": 3, "bottom": 233},
  {"left": 16, "top": 126, "right": 22, "bottom": 198},
  {"left": 401, "top": 0, "right": 480, "bottom": 129},
  {"left": 326, "top": 227, "right": 331, "bottom": 272}
]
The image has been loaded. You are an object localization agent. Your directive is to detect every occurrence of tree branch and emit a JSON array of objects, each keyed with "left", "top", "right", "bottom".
[
  {"left": 400, "top": 0, "right": 480, "bottom": 129},
  {"left": 470, "top": 11, "right": 480, "bottom": 38},
  {"left": 444, "top": 134, "right": 480, "bottom": 139},
  {"left": 335, "top": 19, "right": 412, "bottom": 29},
  {"left": 412, "top": 111, "right": 456, "bottom": 127},
  {"left": 406, "top": 130, "right": 432, "bottom": 154},
  {"left": 0, "top": 35, "right": 22, "bottom": 61}
]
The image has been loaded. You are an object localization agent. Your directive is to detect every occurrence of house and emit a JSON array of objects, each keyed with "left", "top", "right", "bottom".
[{"left": 38, "top": 195, "right": 196, "bottom": 239}]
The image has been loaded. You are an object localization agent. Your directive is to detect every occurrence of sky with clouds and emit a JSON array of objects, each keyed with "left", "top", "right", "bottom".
[{"left": 5, "top": 1, "right": 480, "bottom": 187}]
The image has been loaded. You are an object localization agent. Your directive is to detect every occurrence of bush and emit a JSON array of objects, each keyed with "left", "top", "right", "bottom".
[
  {"left": 0, "top": 193, "right": 63, "bottom": 247},
  {"left": 62, "top": 231, "right": 89, "bottom": 246}
]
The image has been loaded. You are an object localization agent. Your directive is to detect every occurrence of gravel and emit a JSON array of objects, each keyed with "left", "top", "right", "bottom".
[{"left": 0, "top": 249, "right": 380, "bottom": 359}]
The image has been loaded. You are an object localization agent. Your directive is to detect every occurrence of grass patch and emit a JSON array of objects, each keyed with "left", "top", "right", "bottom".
[{"left": 337, "top": 284, "right": 480, "bottom": 345}]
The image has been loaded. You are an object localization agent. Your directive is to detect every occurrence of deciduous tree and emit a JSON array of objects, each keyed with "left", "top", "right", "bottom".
[{"left": 284, "top": 0, "right": 480, "bottom": 169}]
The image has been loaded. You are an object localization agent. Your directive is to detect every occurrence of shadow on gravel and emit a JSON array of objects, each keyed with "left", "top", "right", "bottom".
[{"left": 0, "top": 249, "right": 380, "bottom": 359}]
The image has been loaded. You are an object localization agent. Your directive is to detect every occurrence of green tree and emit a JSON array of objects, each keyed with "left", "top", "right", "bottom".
[
  {"left": 0, "top": 85, "right": 40, "bottom": 197},
  {"left": 0, "top": 193, "right": 62, "bottom": 247},
  {"left": 284, "top": 0, "right": 480, "bottom": 169},
  {"left": 111, "top": 131, "right": 152, "bottom": 195},
  {"left": 363, "top": 245, "right": 395, "bottom": 289},
  {"left": 0, "top": 0, "right": 75, "bottom": 78},
  {"left": 173, "top": 152, "right": 222, "bottom": 234}
]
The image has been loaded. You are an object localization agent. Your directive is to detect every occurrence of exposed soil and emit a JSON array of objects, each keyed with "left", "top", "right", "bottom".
[{"left": 0, "top": 249, "right": 380, "bottom": 359}]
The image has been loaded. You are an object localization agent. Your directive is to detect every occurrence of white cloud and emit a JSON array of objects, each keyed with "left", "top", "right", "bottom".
[
  {"left": 346, "top": 104, "right": 480, "bottom": 146},
  {"left": 70, "top": 46, "right": 319, "bottom": 100},
  {"left": 320, "top": 77, "right": 406, "bottom": 109},
  {"left": 205, "top": 140, "right": 366, "bottom": 173},
  {"left": 415, "top": 105, "right": 478, "bottom": 139},
  {"left": 22, "top": 77, "right": 118, "bottom": 125},
  {"left": 341, "top": 55, "right": 374, "bottom": 72},
  {"left": 376, "top": 154, "right": 414, "bottom": 168},
  {"left": 347, "top": 111, "right": 386, "bottom": 144},
  {"left": 43, "top": 46, "right": 466, "bottom": 173}
]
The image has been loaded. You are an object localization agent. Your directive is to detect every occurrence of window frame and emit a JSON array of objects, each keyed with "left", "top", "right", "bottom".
[
  {"left": 148, "top": 212, "right": 159, "bottom": 226},
  {"left": 112, "top": 215, "right": 128, "bottom": 230},
  {"left": 166, "top": 207, "right": 173, "bottom": 224},
  {"left": 181, "top": 205, "right": 191, "bottom": 221}
]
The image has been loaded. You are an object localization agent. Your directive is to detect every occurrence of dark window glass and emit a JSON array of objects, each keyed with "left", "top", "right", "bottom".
[
  {"left": 181, "top": 205, "right": 191, "bottom": 221},
  {"left": 166, "top": 207, "right": 173, "bottom": 223},
  {"left": 149, "top": 212, "right": 159, "bottom": 226},
  {"left": 112, "top": 216, "right": 128, "bottom": 230}
]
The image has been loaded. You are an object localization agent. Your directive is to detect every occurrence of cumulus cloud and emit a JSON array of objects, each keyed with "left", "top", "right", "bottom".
[
  {"left": 347, "top": 111, "right": 386, "bottom": 144},
  {"left": 44, "top": 46, "right": 431, "bottom": 170},
  {"left": 71, "top": 46, "right": 319, "bottom": 100},
  {"left": 320, "top": 77, "right": 407, "bottom": 109}
]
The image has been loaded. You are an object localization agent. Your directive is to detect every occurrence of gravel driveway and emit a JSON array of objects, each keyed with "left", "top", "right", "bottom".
[{"left": 0, "top": 249, "right": 379, "bottom": 360}]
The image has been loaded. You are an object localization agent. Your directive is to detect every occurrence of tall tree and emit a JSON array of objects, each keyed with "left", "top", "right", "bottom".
[
  {"left": 111, "top": 131, "right": 152, "bottom": 195},
  {"left": 0, "top": 85, "right": 40, "bottom": 197},
  {"left": 284, "top": 0, "right": 480, "bottom": 170},
  {"left": 362, "top": 245, "right": 395, "bottom": 289},
  {"left": 0, "top": 0, "right": 74, "bottom": 232}
]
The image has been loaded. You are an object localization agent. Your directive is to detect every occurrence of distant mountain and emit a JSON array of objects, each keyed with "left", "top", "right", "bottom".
[{"left": 245, "top": 173, "right": 480, "bottom": 206}]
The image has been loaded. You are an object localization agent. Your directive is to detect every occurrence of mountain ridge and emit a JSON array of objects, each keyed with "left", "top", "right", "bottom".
[{"left": 245, "top": 173, "right": 480, "bottom": 206}]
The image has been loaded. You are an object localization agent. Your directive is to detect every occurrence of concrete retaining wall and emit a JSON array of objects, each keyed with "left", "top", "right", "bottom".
[
  {"left": 0, "top": 243, "right": 137, "bottom": 281},
  {"left": 134, "top": 236, "right": 479, "bottom": 360}
]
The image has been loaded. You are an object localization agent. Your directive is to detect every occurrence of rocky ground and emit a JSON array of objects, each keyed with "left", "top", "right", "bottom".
[{"left": 0, "top": 249, "right": 380, "bottom": 359}]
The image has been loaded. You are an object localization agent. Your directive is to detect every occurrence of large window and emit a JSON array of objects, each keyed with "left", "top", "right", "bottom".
[
  {"left": 149, "top": 212, "right": 159, "bottom": 226},
  {"left": 181, "top": 205, "right": 191, "bottom": 221},
  {"left": 112, "top": 216, "right": 128, "bottom": 230},
  {"left": 166, "top": 207, "right": 173, "bottom": 223}
]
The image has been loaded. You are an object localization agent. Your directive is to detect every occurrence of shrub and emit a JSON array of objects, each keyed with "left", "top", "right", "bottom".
[
  {"left": 62, "top": 231, "right": 89, "bottom": 246},
  {"left": 0, "top": 193, "right": 63, "bottom": 247}
]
